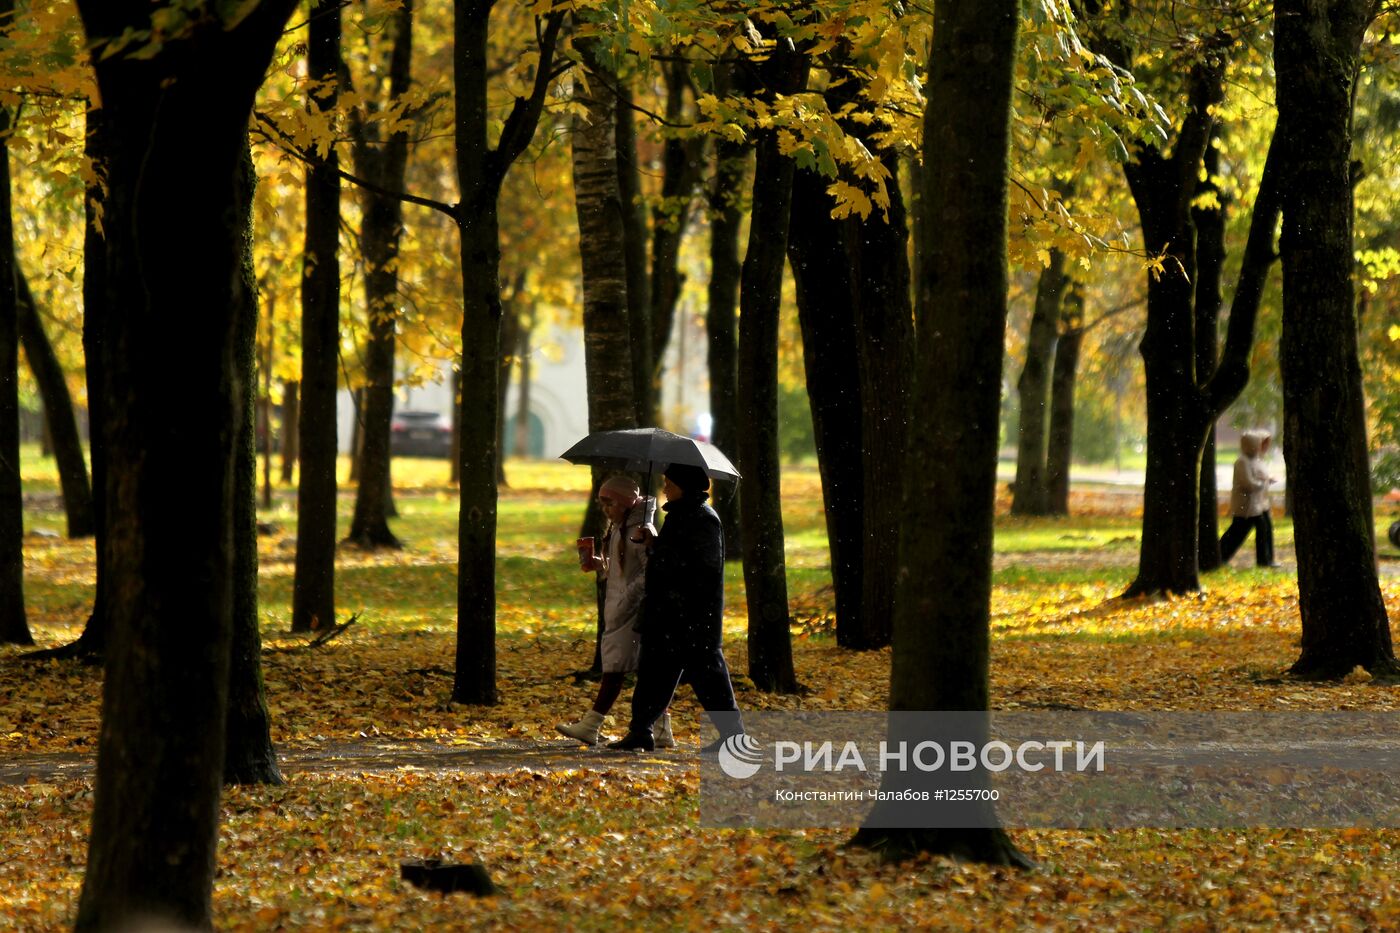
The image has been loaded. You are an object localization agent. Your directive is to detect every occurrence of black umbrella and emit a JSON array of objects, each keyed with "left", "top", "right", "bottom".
[{"left": 559, "top": 427, "right": 740, "bottom": 483}]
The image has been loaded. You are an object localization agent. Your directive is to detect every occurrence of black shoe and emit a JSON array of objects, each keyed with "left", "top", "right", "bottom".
[
  {"left": 608, "top": 732, "right": 654, "bottom": 751},
  {"left": 699, "top": 734, "right": 742, "bottom": 757}
]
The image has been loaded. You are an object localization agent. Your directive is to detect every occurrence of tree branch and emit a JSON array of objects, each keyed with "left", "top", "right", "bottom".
[
  {"left": 252, "top": 111, "right": 458, "bottom": 220},
  {"left": 1203, "top": 128, "right": 1282, "bottom": 413},
  {"left": 490, "top": 10, "right": 567, "bottom": 182}
]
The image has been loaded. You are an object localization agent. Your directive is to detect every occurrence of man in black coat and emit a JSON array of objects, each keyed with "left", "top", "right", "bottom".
[{"left": 609, "top": 463, "right": 744, "bottom": 751}]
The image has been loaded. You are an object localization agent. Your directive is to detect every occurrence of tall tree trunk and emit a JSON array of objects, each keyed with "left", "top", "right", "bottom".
[
  {"left": 261, "top": 306, "right": 275, "bottom": 510},
  {"left": 648, "top": 59, "right": 706, "bottom": 423},
  {"left": 738, "top": 45, "right": 805, "bottom": 695},
  {"left": 514, "top": 307, "right": 533, "bottom": 457},
  {"left": 1046, "top": 291, "right": 1084, "bottom": 516},
  {"left": 1276, "top": 0, "right": 1395, "bottom": 679},
  {"left": 850, "top": 143, "right": 914, "bottom": 651},
  {"left": 346, "top": 0, "right": 414, "bottom": 550},
  {"left": 787, "top": 168, "right": 864, "bottom": 649},
  {"left": 21, "top": 105, "right": 111, "bottom": 660},
  {"left": 0, "top": 53, "right": 29, "bottom": 646},
  {"left": 453, "top": 3, "right": 505, "bottom": 706},
  {"left": 16, "top": 273, "right": 95, "bottom": 538},
  {"left": 497, "top": 277, "right": 520, "bottom": 479},
  {"left": 852, "top": 0, "right": 1027, "bottom": 867},
  {"left": 72, "top": 3, "right": 296, "bottom": 927},
  {"left": 1194, "top": 136, "right": 1226, "bottom": 571},
  {"left": 450, "top": 367, "right": 461, "bottom": 486},
  {"left": 615, "top": 82, "right": 653, "bottom": 428},
  {"left": 225, "top": 140, "right": 282, "bottom": 786},
  {"left": 706, "top": 139, "right": 745, "bottom": 559},
  {"left": 292, "top": 0, "right": 344, "bottom": 632},
  {"left": 451, "top": 1, "right": 564, "bottom": 705},
  {"left": 280, "top": 379, "right": 299, "bottom": 483},
  {"left": 572, "top": 48, "right": 637, "bottom": 547},
  {"left": 1011, "top": 249, "right": 1066, "bottom": 516}
]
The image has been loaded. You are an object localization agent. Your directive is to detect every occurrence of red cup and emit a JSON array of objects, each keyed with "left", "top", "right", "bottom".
[{"left": 576, "top": 536, "right": 595, "bottom": 568}]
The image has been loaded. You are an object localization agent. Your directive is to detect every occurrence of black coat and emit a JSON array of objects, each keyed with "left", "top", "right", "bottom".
[{"left": 642, "top": 494, "right": 725, "bottom": 652}]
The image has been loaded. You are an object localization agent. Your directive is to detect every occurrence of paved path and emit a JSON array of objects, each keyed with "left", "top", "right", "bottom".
[{"left": 0, "top": 738, "right": 693, "bottom": 786}]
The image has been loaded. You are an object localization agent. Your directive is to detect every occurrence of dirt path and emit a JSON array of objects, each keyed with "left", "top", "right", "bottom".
[{"left": 0, "top": 738, "right": 693, "bottom": 786}]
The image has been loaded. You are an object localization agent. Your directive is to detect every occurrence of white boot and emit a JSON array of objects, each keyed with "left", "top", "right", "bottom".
[
  {"left": 654, "top": 713, "right": 677, "bottom": 749},
  {"left": 556, "top": 709, "right": 606, "bottom": 746}
]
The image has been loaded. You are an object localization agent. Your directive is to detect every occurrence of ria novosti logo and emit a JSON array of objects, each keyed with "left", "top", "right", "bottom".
[
  {"left": 715, "top": 737, "right": 1106, "bottom": 780},
  {"left": 717, "top": 734, "right": 766, "bottom": 779}
]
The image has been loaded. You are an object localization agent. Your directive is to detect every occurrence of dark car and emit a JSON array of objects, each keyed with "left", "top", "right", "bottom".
[{"left": 390, "top": 410, "right": 453, "bottom": 458}]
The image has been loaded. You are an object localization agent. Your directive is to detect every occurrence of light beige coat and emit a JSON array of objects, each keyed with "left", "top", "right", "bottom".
[
  {"left": 1230, "top": 430, "right": 1273, "bottom": 518},
  {"left": 598, "top": 500, "right": 649, "bottom": 672}
]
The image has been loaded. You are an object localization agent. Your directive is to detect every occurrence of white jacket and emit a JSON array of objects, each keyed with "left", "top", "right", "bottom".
[{"left": 1230, "top": 430, "right": 1273, "bottom": 518}]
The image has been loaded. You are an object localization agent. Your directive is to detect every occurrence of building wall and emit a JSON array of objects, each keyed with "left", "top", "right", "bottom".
[{"left": 335, "top": 312, "right": 713, "bottom": 457}]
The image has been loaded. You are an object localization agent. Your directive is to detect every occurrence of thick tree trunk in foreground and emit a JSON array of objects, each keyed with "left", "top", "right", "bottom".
[
  {"left": 452, "top": 3, "right": 563, "bottom": 705},
  {"left": 292, "top": 0, "right": 344, "bottom": 632},
  {"left": 346, "top": 0, "right": 414, "bottom": 550},
  {"left": 787, "top": 167, "right": 864, "bottom": 650},
  {"left": 850, "top": 146, "right": 914, "bottom": 650},
  {"left": 706, "top": 139, "right": 745, "bottom": 559},
  {"left": 0, "top": 70, "right": 29, "bottom": 646},
  {"left": 16, "top": 273, "right": 95, "bottom": 538},
  {"left": 1275, "top": 0, "right": 1395, "bottom": 679},
  {"left": 72, "top": 3, "right": 296, "bottom": 928},
  {"left": 852, "top": 0, "right": 1028, "bottom": 867},
  {"left": 1012, "top": 249, "right": 1066, "bottom": 516},
  {"left": 738, "top": 45, "right": 804, "bottom": 695},
  {"left": 225, "top": 141, "right": 282, "bottom": 786},
  {"left": 453, "top": 3, "right": 506, "bottom": 706}
]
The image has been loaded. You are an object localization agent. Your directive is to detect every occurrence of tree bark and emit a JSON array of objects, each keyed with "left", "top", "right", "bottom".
[
  {"left": 280, "top": 379, "right": 299, "bottom": 483},
  {"left": 1011, "top": 249, "right": 1066, "bottom": 516},
  {"left": 849, "top": 143, "right": 914, "bottom": 651},
  {"left": 514, "top": 306, "right": 534, "bottom": 457},
  {"left": 1275, "top": 0, "right": 1395, "bottom": 678},
  {"left": 738, "top": 44, "right": 805, "bottom": 695},
  {"left": 345, "top": 0, "right": 414, "bottom": 550},
  {"left": 648, "top": 59, "right": 706, "bottom": 423},
  {"left": 292, "top": 0, "right": 344, "bottom": 632},
  {"left": 787, "top": 167, "right": 864, "bottom": 650},
  {"left": 0, "top": 53, "right": 29, "bottom": 646},
  {"left": 16, "top": 273, "right": 95, "bottom": 538},
  {"left": 497, "top": 277, "right": 520, "bottom": 476},
  {"left": 225, "top": 140, "right": 282, "bottom": 786},
  {"left": 1194, "top": 136, "right": 1226, "bottom": 571},
  {"left": 706, "top": 139, "right": 745, "bottom": 559},
  {"left": 453, "top": 1, "right": 505, "bottom": 706},
  {"left": 851, "top": 0, "right": 1028, "bottom": 867},
  {"left": 1046, "top": 292, "right": 1084, "bottom": 516},
  {"left": 571, "top": 45, "right": 637, "bottom": 557},
  {"left": 72, "top": 3, "right": 296, "bottom": 927},
  {"left": 615, "top": 82, "right": 653, "bottom": 428},
  {"left": 452, "top": 2, "right": 563, "bottom": 705}
]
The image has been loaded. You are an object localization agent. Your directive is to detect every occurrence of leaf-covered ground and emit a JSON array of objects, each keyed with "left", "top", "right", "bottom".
[{"left": 5, "top": 455, "right": 1400, "bottom": 929}]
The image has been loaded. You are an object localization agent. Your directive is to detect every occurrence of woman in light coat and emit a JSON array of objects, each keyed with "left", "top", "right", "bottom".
[
  {"left": 557, "top": 476, "right": 673, "bottom": 746},
  {"left": 1219, "top": 429, "right": 1277, "bottom": 567}
]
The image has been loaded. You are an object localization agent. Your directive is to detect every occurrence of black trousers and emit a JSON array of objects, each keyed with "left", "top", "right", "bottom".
[
  {"left": 1219, "top": 512, "right": 1274, "bottom": 566},
  {"left": 628, "top": 640, "right": 743, "bottom": 740}
]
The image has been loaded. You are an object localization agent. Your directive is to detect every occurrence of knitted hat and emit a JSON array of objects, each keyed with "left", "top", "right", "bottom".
[{"left": 663, "top": 463, "right": 711, "bottom": 496}]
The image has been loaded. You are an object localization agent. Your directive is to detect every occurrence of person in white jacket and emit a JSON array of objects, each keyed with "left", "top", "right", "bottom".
[
  {"left": 557, "top": 476, "right": 674, "bottom": 747},
  {"left": 1219, "top": 429, "right": 1277, "bottom": 567}
]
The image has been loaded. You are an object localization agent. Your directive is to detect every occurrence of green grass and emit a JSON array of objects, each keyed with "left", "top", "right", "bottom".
[{"left": 14, "top": 442, "right": 1309, "bottom": 634}]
